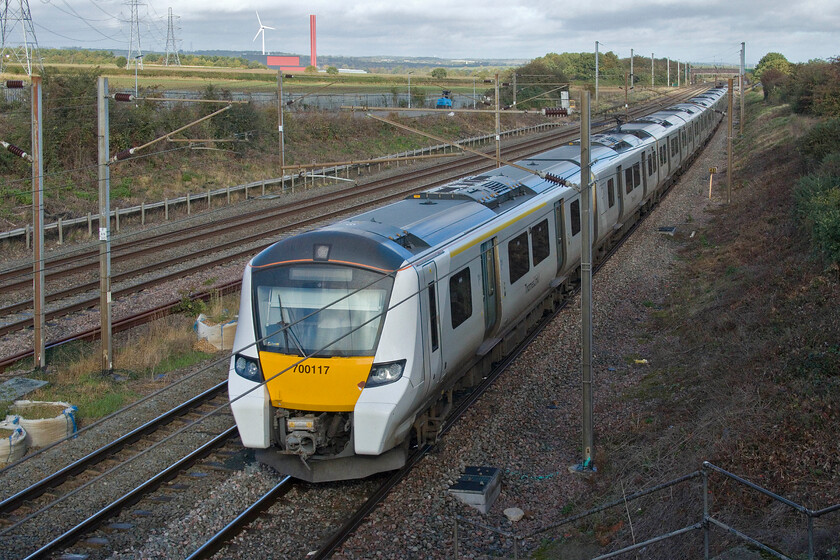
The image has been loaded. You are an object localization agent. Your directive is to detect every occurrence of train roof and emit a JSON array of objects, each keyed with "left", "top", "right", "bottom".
[
  {"left": 614, "top": 121, "right": 668, "bottom": 140},
  {"left": 253, "top": 86, "right": 723, "bottom": 270},
  {"left": 336, "top": 155, "right": 582, "bottom": 257}
]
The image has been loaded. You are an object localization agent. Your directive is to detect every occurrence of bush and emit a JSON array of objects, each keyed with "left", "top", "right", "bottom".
[
  {"left": 795, "top": 173, "right": 840, "bottom": 264},
  {"left": 798, "top": 118, "right": 840, "bottom": 167},
  {"left": 818, "top": 152, "right": 840, "bottom": 177}
]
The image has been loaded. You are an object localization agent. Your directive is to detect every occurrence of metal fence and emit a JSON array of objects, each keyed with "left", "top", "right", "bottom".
[{"left": 453, "top": 462, "right": 840, "bottom": 559}]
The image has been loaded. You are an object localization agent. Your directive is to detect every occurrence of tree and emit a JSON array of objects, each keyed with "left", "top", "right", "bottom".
[
  {"left": 497, "top": 55, "right": 569, "bottom": 109},
  {"left": 115, "top": 56, "right": 127, "bottom": 69},
  {"left": 326, "top": 66, "right": 339, "bottom": 75},
  {"left": 755, "top": 52, "right": 791, "bottom": 81},
  {"left": 304, "top": 65, "right": 318, "bottom": 74},
  {"left": 430, "top": 67, "right": 447, "bottom": 79}
]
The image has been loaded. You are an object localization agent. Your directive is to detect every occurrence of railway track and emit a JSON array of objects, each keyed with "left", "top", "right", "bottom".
[
  {"left": 0, "top": 375, "right": 238, "bottom": 560},
  {"left": 0, "top": 86, "right": 707, "bottom": 371},
  {"left": 180, "top": 96, "right": 722, "bottom": 559}
]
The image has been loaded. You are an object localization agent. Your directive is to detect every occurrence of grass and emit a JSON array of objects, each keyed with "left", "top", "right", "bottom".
[
  {"left": 536, "top": 91, "right": 840, "bottom": 558},
  {"left": 19, "top": 315, "right": 220, "bottom": 424}
]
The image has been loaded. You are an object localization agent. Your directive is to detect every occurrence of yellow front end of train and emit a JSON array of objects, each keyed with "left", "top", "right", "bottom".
[{"left": 259, "top": 353, "right": 374, "bottom": 412}]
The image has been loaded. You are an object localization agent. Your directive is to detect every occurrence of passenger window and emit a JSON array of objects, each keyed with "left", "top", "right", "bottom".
[
  {"left": 570, "top": 199, "right": 581, "bottom": 236},
  {"left": 507, "top": 231, "right": 530, "bottom": 284},
  {"left": 449, "top": 268, "right": 472, "bottom": 329},
  {"left": 648, "top": 153, "right": 653, "bottom": 176},
  {"left": 428, "top": 283, "right": 439, "bottom": 351},
  {"left": 660, "top": 145, "right": 667, "bottom": 165},
  {"left": 607, "top": 178, "right": 615, "bottom": 208},
  {"left": 633, "top": 162, "right": 641, "bottom": 188},
  {"left": 531, "top": 219, "right": 550, "bottom": 266},
  {"left": 625, "top": 168, "right": 633, "bottom": 194}
]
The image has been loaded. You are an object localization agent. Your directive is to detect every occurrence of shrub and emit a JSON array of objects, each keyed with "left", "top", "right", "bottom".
[
  {"left": 795, "top": 173, "right": 840, "bottom": 264},
  {"left": 798, "top": 118, "right": 840, "bottom": 168},
  {"left": 818, "top": 152, "right": 840, "bottom": 177}
]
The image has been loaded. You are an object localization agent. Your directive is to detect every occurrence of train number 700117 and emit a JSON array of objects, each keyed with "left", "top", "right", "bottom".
[{"left": 293, "top": 364, "right": 330, "bottom": 375}]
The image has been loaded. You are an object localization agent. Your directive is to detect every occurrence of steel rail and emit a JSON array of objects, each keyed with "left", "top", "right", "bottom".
[
  {"left": 184, "top": 476, "right": 295, "bottom": 560},
  {"left": 0, "top": 380, "right": 228, "bottom": 515},
  {"left": 22, "top": 426, "right": 238, "bottom": 560}
]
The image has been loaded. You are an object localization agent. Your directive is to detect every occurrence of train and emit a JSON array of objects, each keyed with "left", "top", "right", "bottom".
[{"left": 228, "top": 86, "right": 729, "bottom": 482}]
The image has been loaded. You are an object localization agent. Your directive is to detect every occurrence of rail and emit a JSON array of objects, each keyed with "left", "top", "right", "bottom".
[
  {"left": 0, "top": 122, "right": 562, "bottom": 244},
  {"left": 452, "top": 462, "right": 840, "bottom": 559}
]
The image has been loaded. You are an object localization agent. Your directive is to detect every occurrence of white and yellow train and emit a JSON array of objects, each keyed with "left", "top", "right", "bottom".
[{"left": 228, "top": 87, "right": 728, "bottom": 482}]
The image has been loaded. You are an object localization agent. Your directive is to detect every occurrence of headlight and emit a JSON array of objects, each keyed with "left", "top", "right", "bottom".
[
  {"left": 365, "top": 360, "right": 406, "bottom": 387},
  {"left": 234, "top": 355, "right": 263, "bottom": 382}
]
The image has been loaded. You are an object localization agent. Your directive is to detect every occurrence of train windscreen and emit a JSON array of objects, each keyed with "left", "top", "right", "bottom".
[{"left": 252, "top": 264, "right": 394, "bottom": 357}]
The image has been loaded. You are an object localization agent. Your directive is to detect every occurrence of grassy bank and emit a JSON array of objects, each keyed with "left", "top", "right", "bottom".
[{"left": 562, "top": 92, "right": 840, "bottom": 556}]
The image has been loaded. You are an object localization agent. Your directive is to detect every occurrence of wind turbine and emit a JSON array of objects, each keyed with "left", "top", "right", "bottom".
[{"left": 253, "top": 11, "right": 275, "bottom": 55}]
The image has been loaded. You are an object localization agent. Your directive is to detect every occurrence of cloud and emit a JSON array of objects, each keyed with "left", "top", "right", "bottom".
[{"left": 22, "top": 0, "right": 840, "bottom": 64}]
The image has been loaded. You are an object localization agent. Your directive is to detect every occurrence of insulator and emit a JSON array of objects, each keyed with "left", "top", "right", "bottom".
[
  {"left": 114, "top": 93, "right": 135, "bottom": 102},
  {"left": 3, "top": 142, "right": 31, "bottom": 161},
  {"left": 543, "top": 173, "right": 569, "bottom": 187},
  {"left": 5, "top": 80, "right": 25, "bottom": 89},
  {"left": 284, "top": 74, "right": 294, "bottom": 78},
  {"left": 114, "top": 148, "right": 135, "bottom": 161},
  {"left": 544, "top": 108, "right": 568, "bottom": 117}
]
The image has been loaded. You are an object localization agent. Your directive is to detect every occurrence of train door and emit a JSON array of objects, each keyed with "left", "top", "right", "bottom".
[
  {"left": 554, "top": 200, "right": 566, "bottom": 272},
  {"left": 419, "top": 261, "right": 442, "bottom": 390},
  {"left": 480, "top": 238, "right": 500, "bottom": 337}
]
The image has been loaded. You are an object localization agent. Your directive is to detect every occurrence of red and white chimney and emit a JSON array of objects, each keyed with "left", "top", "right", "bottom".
[{"left": 310, "top": 15, "right": 317, "bottom": 68}]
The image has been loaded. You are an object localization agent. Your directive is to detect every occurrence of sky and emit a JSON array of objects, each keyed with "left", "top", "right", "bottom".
[{"left": 17, "top": 0, "right": 840, "bottom": 66}]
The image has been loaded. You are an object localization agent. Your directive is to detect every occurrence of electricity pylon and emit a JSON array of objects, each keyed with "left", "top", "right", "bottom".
[
  {"left": 164, "top": 7, "right": 180, "bottom": 66},
  {"left": 0, "top": 0, "right": 44, "bottom": 75},
  {"left": 126, "top": 0, "right": 142, "bottom": 69}
]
